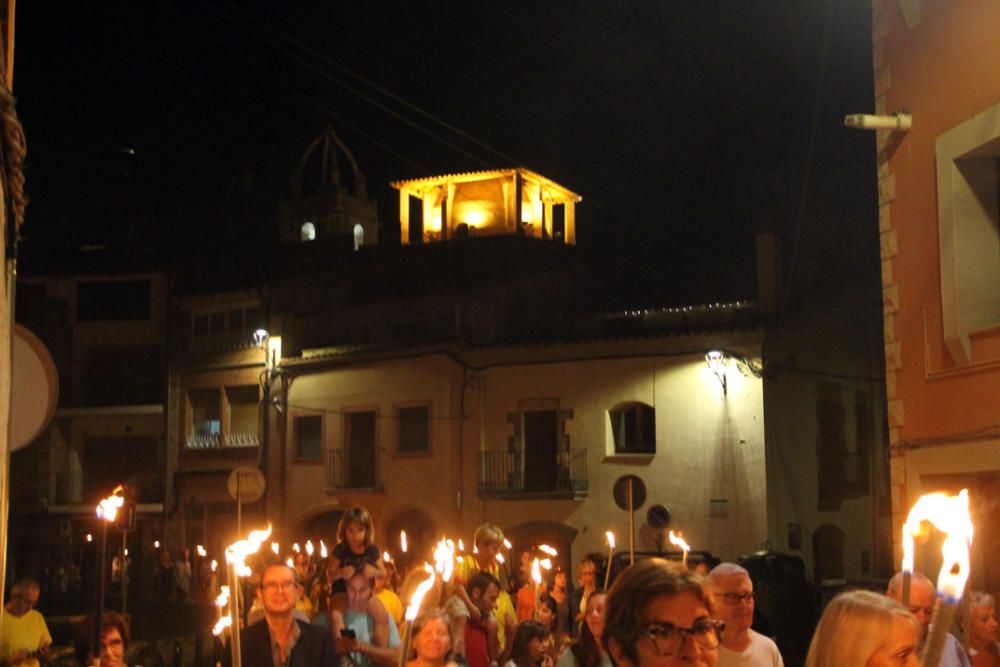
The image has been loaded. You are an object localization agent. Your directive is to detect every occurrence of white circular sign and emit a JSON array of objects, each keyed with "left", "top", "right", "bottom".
[
  {"left": 11, "top": 324, "right": 59, "bottom": 450},
  {"left": 227, "top": 466, "right": 266, "bottom": 502}
]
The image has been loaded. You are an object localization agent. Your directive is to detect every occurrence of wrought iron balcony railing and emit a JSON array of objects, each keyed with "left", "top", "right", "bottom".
[
  {"left": 478, "top": 447, "right": 588, "bottom": 500},
  {"left": 184, "top": 431, "right": 260, "bottom": 450},
  {"left": 325, "top": 448, "right": 380, "bottom": 491}
]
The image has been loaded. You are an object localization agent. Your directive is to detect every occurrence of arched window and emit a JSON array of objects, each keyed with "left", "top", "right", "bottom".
[
  {"left": 609, "top": 401, "right": 656, "bottom": 454},
  {"left": 300, "top": 221, "right": 316, "bottom": 242}
]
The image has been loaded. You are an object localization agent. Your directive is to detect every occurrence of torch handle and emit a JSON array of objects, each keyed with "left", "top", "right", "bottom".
[
  {"left": 921, "top": 598, "right": 958, "bottom": 667},
  {"left": 397, "top": 620, "right": 413, "bottom": 667}
]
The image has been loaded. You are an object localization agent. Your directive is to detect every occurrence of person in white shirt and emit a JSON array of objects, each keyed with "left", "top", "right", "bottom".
[{"left": 707, "top": 563, "right": 783, "bottom": 667}]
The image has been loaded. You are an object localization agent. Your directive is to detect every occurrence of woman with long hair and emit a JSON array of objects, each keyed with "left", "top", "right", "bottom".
[
  {"left": 556, "top": 590, "right": 610, "bottom": 667},
  {"left": 805, "top": 590, "right": 919, "bottom": 667},
  {"left": 506, "top": 620, "right": 553, "bottom": 667}
]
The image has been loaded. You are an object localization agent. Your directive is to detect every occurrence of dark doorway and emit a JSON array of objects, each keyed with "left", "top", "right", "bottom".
[
  {"left": 523, "top": 410, "right": 557, "bottom": 492},
  {"left": 346, "top": 411, "right": 376, "bottom": 488}
]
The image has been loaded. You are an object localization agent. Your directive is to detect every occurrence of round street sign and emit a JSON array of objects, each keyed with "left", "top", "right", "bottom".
[
  {"left": 612, "top": 475, "right": 647, "bottom": 511},
  {"left": 227, "top": 466, "right": 266, "bottom": 503}
]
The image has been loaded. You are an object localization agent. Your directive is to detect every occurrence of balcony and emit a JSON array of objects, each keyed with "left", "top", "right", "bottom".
[
  {"left": 183, "top": 431, "right": 260, "bottom": 450},
  {"left": 478, "top": 448, "right": 588, "bottom": 500},
  {"left": 325, "top": 448, "right": 381, "bottom": 492}
]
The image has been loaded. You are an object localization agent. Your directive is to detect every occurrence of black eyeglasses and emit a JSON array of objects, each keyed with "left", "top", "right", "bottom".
[
  {"left": 721, "top": 592, "right": 754, "bottom": 605},
  {"left": 640, "top": 619, "right": 724, "bottom": 657}
]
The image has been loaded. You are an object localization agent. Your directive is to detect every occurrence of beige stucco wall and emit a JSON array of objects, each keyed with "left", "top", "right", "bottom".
[
  {"left": 467, "top": 350, "right": 767, "bottom": 569},
  {"left": 276, "top": 336, "right": 767, "bottom": 573},
  {"left": 281, "top": 354, "right": 464, "bottom": 540}
]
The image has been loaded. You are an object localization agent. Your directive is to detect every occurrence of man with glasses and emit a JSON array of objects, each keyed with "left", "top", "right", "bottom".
[
  {"left": 604, "top": 558, "right": 721, "bottom": 667},
  {"left": 0, "top": 578, "right": 51, "bottom": 667},
  {"left": 236, "top": 562, "right": 337, "bottom": 667},
  {"left": 708, "top": 563, "right": 782, "bottom": 667}
]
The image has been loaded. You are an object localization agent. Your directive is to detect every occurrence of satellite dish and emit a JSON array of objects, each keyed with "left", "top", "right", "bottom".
[
  {"left": 646, "top": 504, "right": 672, "bottom": 530},
  {"left": 11, "top": 325, "right": 59, "bottom": 450}
]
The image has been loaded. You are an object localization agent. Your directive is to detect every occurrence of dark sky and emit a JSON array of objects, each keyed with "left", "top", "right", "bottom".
[{"left": 14, "top": 0, "right": 878, "bottom": 306}]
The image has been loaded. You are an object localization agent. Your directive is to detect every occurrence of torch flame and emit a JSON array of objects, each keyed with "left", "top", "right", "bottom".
[
  {"left": 503, "top": 539, "right": 511, "bottom": 550},
  {"left": 400, "top": 531, "right": 408, "bottom": 553},
  {"left": 96, "top": 485, "right": 125, "bottom": 522},
  {"left": 538, "top": 544, "right": 558, "bottom": 556},
  {"left": 459, "top": 539, "right": 466, "bottom": 552},
  {"left": 292, "top": 542, "right": 300, "bottom": 553},
  {"left": 531, "top": 558, "right": 542, "bottom": 585},
  {"left": 306, "top": 540, "right": 314, "bottom": 556},
  {"left": 320, "top": 540, "right": 328, "bottom": 559},
  {"left": 902, "top": 490, "right": 974, "bottom": 602},
  {"left": 383, "top": 550, "right": 391, "bottom": 563},
  {"left": 215, "top": 586, "right": 230, "bottom": 608},
  {"left": 606, "top": 531, "right": 616, "bottom": 549},
  {"left": 434, "top": 539, "right": 455, "bottom": 582},
  {"left": 286, "top": 557, "right": 294, "bottom": 568},
  {"left": 540, "top": 558, "right": 552, "bottom": 570},
  {"left": 226, "top": 524, "right": 273, "bottom": 578},
  {"left": 211, "top": 559, "right": 218, "bottom": 572},
  {"left": 271, "top": 542, "right": 280, "bottom": 555},
  {"left": 496, "top": 553, "right": 505, "bottom": 564},
  {"left": 197, "top": 545, "right": 207, "bottom": 557},
  {"left": 669, "top": 531, "right": 691, "bottom": 553},
  {"left": 405, "top": 564, "right": 436, "bottom": 622},
  {"left": 212, "top": 616, "right": 232, "bottom": 636}
]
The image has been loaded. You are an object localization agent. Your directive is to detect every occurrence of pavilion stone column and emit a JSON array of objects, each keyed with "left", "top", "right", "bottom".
[{"left": 399, "top": 187, "right": 410, "bottom": 244}]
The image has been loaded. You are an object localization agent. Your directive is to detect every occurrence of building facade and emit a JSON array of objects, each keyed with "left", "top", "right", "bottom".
[{"left": 871, "top": 0, "right": 1000, "bottom": 592}]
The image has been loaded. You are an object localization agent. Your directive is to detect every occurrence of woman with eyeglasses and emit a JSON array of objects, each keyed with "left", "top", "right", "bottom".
[
  {"left": 74, "top": 611, "right": 130, "bottom": 667},
  {"left": 602, "top": 559, "right": 721, "bottom": 667},
  {"left": 804, "top": 590, "right": 919, "bottom": 667},
  {"left": 556, "top": 590, "right": 611, "bottom": 667}
]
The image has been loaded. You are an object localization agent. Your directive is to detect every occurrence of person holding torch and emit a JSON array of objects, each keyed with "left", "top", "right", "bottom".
[{"left": 230, "top": 561, "right": 336, "bottom": 667}]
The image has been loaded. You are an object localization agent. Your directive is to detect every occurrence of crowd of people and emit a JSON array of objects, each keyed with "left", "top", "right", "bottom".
[{"left": 0, "top": 506, "right": 998, "bottom": 667}]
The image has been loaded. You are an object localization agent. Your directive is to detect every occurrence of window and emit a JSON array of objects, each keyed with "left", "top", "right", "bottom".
[
  {"left": 609, "top": 402, "right": 656, "bottom": 454},
  {"left": 345, "top": 411, "right": 377, "bottom": 488},
  {"left": 295, "top": 415, "right": 323, "bottom": 461},
  {"left": 189, "top": 389, "right": 221, "bottom": 447},
  {"left": 936, "top": 102, "right": 1000, "bottom": 365},
  {"left": 77, "top": 281, "right": 150, "bottom": 321},
  {"left": 398, "top": 406, "right": 429, "bottom": 454}
]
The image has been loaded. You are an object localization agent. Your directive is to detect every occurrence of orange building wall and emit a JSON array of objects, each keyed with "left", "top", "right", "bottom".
[{"left": 876, "top": 0, "right": 1000, "bottom": 445}]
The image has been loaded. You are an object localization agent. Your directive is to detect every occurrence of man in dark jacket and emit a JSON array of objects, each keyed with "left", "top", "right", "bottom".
[{"left": 233, "top": 561, "right": 337, "bottom": 667}]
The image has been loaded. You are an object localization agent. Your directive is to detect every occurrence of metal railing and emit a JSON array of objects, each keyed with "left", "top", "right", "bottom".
[
  {"left": 325, "top": 448, "right": 379, "bottom": 491},
  {"left": 478, "top": 448, "right": 588, "bottom": 499},
  {"left": 189, "top": 331, "right": 261, "bottom": 354},
  {"left": 183, "top": 431, "right": 260, "bottom": 450}
]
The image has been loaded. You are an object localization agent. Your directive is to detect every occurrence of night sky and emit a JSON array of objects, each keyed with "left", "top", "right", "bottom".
[{"left": 14, "top": 0, "right": 878, "bottom": 309}]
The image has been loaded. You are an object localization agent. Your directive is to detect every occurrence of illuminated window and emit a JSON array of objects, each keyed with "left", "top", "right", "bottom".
[
  {"left": 397, "top": 405, "right": 429, "bottom": 454},
  {"left": 609, "top": 402, "right": 656, "bottom": 454}
]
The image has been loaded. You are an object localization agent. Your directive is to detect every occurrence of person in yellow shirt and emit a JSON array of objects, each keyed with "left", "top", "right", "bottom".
[
  {"left": 374, "top": 574, "right": 404, "bottom": 628},
  {"left": 0, "top": 578, "right": 52, "bottom": 667},
  {"left": 446, "top": 523, "right": 517, "bottom": 659}
]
